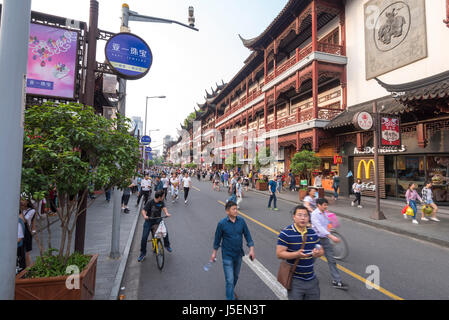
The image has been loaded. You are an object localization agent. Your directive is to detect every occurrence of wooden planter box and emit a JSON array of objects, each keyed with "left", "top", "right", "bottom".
[
  {"left": 299, "top": 189, "right": 308, "bottom": 201},
  {"left": 15, "top": 254, "right": 98, "bottom": 300},
  {"left": 256, "top": 181, "right": 268, "bottom": 191}
]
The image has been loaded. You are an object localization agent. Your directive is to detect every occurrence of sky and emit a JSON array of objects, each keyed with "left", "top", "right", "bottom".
[{"left": 1, "top": 0, "right": 287, "bottom": 153}]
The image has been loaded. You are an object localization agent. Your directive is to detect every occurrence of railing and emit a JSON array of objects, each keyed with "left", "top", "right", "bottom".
[{"left": 215, "top": 90, "right": 263, "bottom": 125}]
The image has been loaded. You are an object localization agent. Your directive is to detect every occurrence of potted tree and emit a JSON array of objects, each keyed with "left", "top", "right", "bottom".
[
  {"left": 253, "top": 147, "right": 272, "bottom": 190},
  {"left": 16, "top": 103, "right": 140, "bottom": 300},
  {"left": 290, "top": 150, "right": 322, "bottom": 201}
]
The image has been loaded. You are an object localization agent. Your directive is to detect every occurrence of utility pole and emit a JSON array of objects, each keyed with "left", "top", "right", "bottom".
[
  {"left": 371, "top": 101, "right": 386, "bottom": 220},
  {"left": 0, "top": 0, "right": 32, "bottom": 299},
  {"left": 75, "top": 0, "right": 99, "bottom": 254}
]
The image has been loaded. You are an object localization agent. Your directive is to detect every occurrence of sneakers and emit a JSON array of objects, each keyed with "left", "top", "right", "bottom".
[
  {"left": 403, "top": 214, "right": 408, "bottom": 219},
  {"left": 430, "top": 217, "right": 440, "bottom": 222},
  {"left": 273, "top": 208, "right": 279, "bottom": 211},
  {"left": 412, "top": 219, "right": 419, "bottom": 224},
  {"left": 357, "top": 205, "right": 363, "bottom": 208},
  {"left": 267, "top": 207, "right": 271, "bottom": 210},
  {"left": 124, "top": 208, "right": 130, "bottom": 214},
  {"left": 421, "top": 217, "right": 429, "bottom": 222},
  {"left": 351, "top": 201, "right": 355, "bottom": 207},
  {"left": 332, "top": 281, "right": 348, "bottom": 290},
  {"left": 137, "top": 254, "right": 146, "bottom": 262},
  {"left": 166, "top": 247, "right": 173, "bottom": 253}
]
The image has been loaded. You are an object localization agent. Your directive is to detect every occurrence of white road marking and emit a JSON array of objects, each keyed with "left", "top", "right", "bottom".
[{"left": 242, "top": 255, "right": 288, "bottom": 300}]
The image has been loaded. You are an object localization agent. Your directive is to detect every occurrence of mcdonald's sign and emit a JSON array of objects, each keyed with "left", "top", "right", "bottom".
[{"left": 357, "top": 159, "right": 375, "bottom": 179}]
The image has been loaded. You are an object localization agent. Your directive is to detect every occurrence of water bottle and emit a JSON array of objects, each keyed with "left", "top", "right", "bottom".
[
  {"left": 315, "top": 244, "right": 322, "bottom": 250},
  {"left": 203, "top": 259, "right": 216, "bottom": 272}
]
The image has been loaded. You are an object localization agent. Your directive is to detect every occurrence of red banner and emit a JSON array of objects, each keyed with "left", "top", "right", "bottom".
[{"left": 380, "top": 116, "right": 401, "bottom": 146}]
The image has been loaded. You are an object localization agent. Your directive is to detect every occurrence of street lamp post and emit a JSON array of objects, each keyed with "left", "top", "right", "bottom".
[{"left": 0, "top": 0, "right": 32, "bottom": 300}]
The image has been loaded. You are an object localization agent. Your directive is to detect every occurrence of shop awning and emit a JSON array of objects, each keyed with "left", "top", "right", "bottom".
[{"left": 325, "top": 96, "right": 406, "bottom": 129}]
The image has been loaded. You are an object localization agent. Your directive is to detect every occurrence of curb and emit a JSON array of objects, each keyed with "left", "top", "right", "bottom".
[
  {"left": 109, "top": 202, "right": 142, "bottom": 300},
  {"left": 248, "top": 189, "right": 449, "bottom": 249}
]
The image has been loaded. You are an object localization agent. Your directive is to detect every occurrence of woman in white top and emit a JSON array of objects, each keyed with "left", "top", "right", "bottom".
[
  {"left": 170, "top": 173, "right": 179, "bottom": 202},
  {"left": 183, "top": 172, "right": 192, "bottom": 204}
]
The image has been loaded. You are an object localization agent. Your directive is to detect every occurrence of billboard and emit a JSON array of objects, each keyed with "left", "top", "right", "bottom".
[{"left": 26, "top": 23, "right": 79, "bottom": 99}]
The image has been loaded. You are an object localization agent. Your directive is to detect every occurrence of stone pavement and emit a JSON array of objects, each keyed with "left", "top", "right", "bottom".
[
  {"left": 30, "top": 192, "right": 140, "bottom": 300},
  {"left": 247, "top": 186, "right": 449, "bottom": 248}
]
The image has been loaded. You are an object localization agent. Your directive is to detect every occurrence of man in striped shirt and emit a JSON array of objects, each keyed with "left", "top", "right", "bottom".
[{"left": 277, "top": 205, "right": 324, "bottom": 300}]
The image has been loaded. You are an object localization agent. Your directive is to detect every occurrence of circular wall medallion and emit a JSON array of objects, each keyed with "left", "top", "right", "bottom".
[
  {"left": 374, "top": 1, "right": 411, "bottom": 52},
  {"left": 353, "top": 112, "right": 374, "bottom": 131}
]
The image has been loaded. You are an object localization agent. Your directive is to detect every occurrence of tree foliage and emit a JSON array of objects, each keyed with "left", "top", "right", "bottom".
[
  {"left": 290, "top": 150, "right": 321, "bottom": 184},
  {"left": 21, "top": 102, "right": 140, "bottom": 263}
]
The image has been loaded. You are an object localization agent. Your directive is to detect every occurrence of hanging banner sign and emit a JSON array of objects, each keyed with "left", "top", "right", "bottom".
[
  {"left": 26, "top": 23, "right": 79, "bottom": 99},
  {"left": 353, "top": 112, "right": 374, "bottom": 131},
  {"left": 380, "top": 116, "right": 401, "bottom": 147},
  {"left": 105, "top": 32, "right": 153, "bottom": 80}
]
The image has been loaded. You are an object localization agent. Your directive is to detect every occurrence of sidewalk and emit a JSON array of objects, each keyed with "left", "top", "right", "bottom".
[
  {"left": 247, "top": 187, "right": 449, "bottom": 248},
  {"left": 30, "top": 192, "right": 140, "bottom": 300}
]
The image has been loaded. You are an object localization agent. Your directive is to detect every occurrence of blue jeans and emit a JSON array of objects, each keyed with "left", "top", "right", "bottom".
[
  {"left": 277, "top": 181, "right": 282, "bottom": 192},
  {"left": 268, "top": 193, "right": 277, "bottom": 208},
  {"left": 333, "top": 185, "right": 339, "bottom": 199},
  {"left": 140, "top": 220, "right": 170, "bottom": 255},
  {"left": 222, "top": 255, "right": 243, "bottom": 300},
  {"left": 105, "top": 189, "right": 111, "bottom": 201},
  {"left": 228, "top": 194, "right": 237, "bottom": 204},
  {"left": 409, "top": 200, "right": 417, "bottom": 219}
]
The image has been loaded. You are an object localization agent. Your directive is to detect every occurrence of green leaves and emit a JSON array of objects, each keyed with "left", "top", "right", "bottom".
[{"left": 290, "top": 150, "right": 322, "bottom": 181}]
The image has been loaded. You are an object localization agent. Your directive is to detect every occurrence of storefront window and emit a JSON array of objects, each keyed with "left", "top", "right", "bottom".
[
  {"left": 426, "top": 156, "right": 449, "bottom": 202},
  {"left": 385, "top": 156, "right": 396, "bottom": 197},
  {"left": 397, "top": 156, "right": 425, "bottom": 197}
]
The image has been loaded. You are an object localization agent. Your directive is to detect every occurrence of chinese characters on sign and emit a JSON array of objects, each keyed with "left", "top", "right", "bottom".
[
  {"left": 380, "top": 116, "right": 401, "bottom": 146},
  {"left": 26, "top": 23, "right": 78, "bottom": 99},
  {"left": 105, "top": 33, "right": 153, "bottom": 80}
]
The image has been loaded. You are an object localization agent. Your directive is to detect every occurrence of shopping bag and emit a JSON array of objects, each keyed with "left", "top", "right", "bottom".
[
  {"left": 401, "top": 205, "right": 409, "bottom": 214},
  {"left": 326, "top": 212, "right": 340, "bottom": 229},
  {"left": 155, "top": 221, "right": 167, "bottom": 238},
  {"left": 421, "top": 205, "right": 433, "bottom": 216},
  {"left": 405, "top": 206, "right": 415, "bottom": 217}
]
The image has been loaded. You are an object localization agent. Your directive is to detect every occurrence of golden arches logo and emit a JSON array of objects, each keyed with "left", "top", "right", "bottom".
[{"left": 357, "top": 160, "right": 375, "bottom": 179}]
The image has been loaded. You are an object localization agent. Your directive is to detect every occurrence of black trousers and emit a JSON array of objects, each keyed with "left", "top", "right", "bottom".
[
  {"left": 354, "top": 192, "right": 361, "bottom": 205},
  {"left": 137, "top": 190, "right": 151, "bottom": 205},
  {"left": 184, "top": 187, "right": 190, "bottom": 200},
  {"left": 122, "top": 194, "right": 130, "bottom": 206}
]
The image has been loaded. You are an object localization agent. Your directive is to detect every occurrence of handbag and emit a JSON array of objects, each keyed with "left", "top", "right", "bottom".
[{"left": 277, "top": 231, "right": 307, "bottom": 291}]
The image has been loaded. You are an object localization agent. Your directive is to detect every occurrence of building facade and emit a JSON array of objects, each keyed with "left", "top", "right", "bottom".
[{"left": 169, "top": 0, "right": 449, "bottom": 204}]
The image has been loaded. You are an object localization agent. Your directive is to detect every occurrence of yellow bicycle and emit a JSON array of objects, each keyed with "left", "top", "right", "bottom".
[{"left": 148, "top": 216, "right": 168, "bottom": 270}]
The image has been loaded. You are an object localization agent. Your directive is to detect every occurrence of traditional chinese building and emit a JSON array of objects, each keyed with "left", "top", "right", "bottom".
[{"left": 326, "top": 0, "right": 449, "bottom": 205}]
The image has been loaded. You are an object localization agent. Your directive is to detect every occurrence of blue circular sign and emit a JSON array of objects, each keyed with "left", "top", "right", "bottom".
[
  {"left": 141, "top": 136, "right": 151, "bottom": 145},
  {"left": 105, "top": 32, "right": 153, "bottom": 80},
  {"left": 145, "top": 146, "right": 152, "bottom": 152}
]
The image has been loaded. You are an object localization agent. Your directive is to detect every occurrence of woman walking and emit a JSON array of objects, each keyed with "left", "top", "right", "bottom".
[
  {"left": 332, "top": 173, "right": 340, "bottom": 200},
  {"left": 351, "top": 179, "right": 363, "bottom": 208},
  {"left": 421, "top": 181, "right": 440, "bottom": 222},
  {"left": 405, "top": 183, "right": 423, "bottom": 225}
]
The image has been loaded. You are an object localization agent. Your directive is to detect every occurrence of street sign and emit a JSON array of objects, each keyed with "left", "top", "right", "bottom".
[
  {"left": 145, "top": 146, "right": 152, "bottom": 152},
  {"left": 105, "top": 32, "right": 153, "bottom": 80},
  {"left": 141, "top": 135, "right": 151, "bottom": 145}
]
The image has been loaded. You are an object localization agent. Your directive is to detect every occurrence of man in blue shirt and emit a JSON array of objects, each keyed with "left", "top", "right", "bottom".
[
  {"left": 211, "top": 201, "right": 255, "bottom": 300},
  {"left": 268, "top": 174, "right": 279, "bottom": 211},
  {"left": 277, "top": 205, "right": 324, "bottom": 300}
]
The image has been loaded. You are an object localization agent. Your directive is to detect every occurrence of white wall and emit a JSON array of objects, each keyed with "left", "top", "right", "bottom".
[{"left": 345, "top": 0, "right": 449, "bottom": 107}]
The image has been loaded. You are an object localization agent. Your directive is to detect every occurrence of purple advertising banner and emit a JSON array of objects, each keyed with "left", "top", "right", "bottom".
[{"left": 27, "top": 23, "right": 78, "bottom": 99}]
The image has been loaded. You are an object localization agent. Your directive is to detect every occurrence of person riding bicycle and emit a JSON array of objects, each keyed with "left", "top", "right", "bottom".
[
  {"left": 303, "top": 187, "right": 317, "bottom": 213},
  {"left": 138, "top": 190, "right": 172, "bottom": 262},
  {"left": 310, "top": 198, "right": 348, "bottom": 290}
]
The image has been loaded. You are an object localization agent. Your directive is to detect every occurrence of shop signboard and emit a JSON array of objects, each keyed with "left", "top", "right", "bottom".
[
  {"left": 380, "top": 116, "right": 401, "bottom": 147},
  {"left": 353, "top": 112, "right": 374, "bottom": 131},
  {"left": 105, "top": 33, "right": 153, "bottom": 80},
  {"left": 26, "top": 23, "right": 79, "bottom": 99}
]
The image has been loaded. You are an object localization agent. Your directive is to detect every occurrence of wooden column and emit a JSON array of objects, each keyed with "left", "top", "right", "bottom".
[
  {"left": 340, "top": 10, "right": 346, "bottom": 55},
  {"left": 312, "top": 128, "right": 319, "bottom": 152},
  {"left": 312, "top": 0, "right": 318, "bottom": 52},
  {"left": 296, "top": 132, "right": 300, "bottom": 152},
  {"left": 417, "top": 123, "right": 426, "bottom": 148},
  {"left": 445, "top": 0, "right": 449, "bottom": 28},
  {"left": 312, "top": 60, "right": 319, "bottom": 119},
  {"left": 356, "top": 132, "right": 363, "bottom": 149},
  {"left": 264, "top": 49, "right": 268, "bottom": 80},
  {"left": 274, "top": 86, "right": 277, "bottom": 129},
  {"left": 264, "top": 93, "right": 268, "bottom": 131},
  {"left": 341, "top": 66, "right": 347, "bottom": 110}
]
